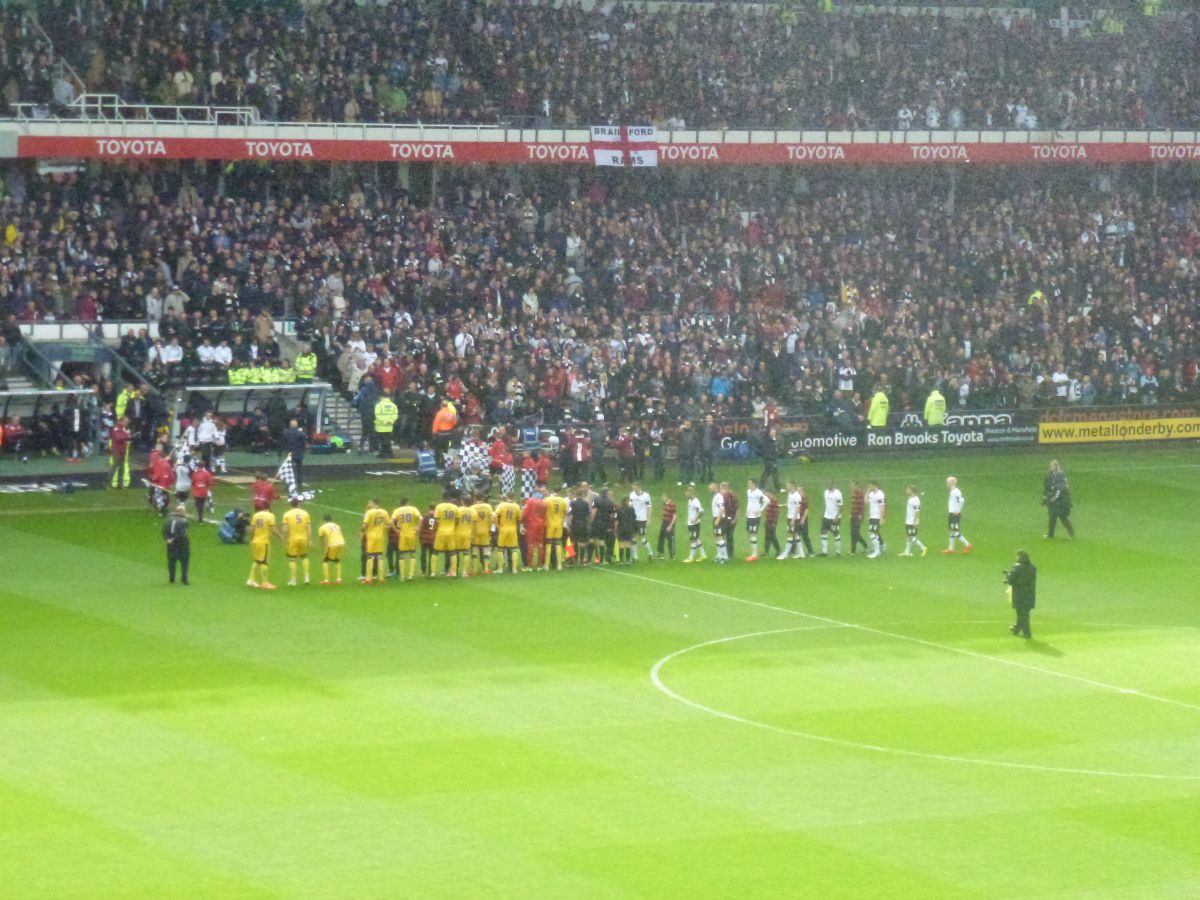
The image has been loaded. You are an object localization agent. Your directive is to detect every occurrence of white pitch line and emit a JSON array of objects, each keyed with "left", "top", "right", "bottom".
[
  {"left": 606, "top": 568, "right": 1200, "bottom": 715},
  {"left": 311, "top": 501, "right": 369, "bottom": 518},
  {"left": 0, "top": 504, "right": 149, "bottom": 517},
  {"left": 651, "top": 628, "right": 1200, "bottom": 782}
]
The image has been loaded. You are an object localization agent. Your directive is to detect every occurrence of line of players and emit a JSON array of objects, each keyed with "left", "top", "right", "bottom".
[
  {"left": 243, "top": 498, "right": 345, "bottom": 589},
  {"left": 239, "top": 475, "right": 974, "bottom": 588},
  {"left": 698, "top": 476, "right": 972, "bottom": 563}
]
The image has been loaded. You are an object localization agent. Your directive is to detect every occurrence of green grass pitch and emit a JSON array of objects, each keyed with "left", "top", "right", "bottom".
[{"left": 2, "top": 445, "right": 1198, "bottom": 898}]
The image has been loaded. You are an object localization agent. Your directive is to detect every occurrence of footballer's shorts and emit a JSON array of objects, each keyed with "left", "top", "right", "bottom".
[
  {"left": 250, "top": 542, "right": 269, "bottom": 564},
  {"left": 323, "top": 545, "right": 345, "bottom": 562},
  {"left": 365, "top": 541, "right": 386, "bottom": 557},
  {"left": 398, "top": 534, "right": 418, "bottom": 553},
  {"left": 822, "top": 517, "right": 840, "bottom": 534},
  {"left": 287, "top": 542, "right": 309, "bottom": 559},
  {"left": 497, "top": 529, "right": 519, "bottom": 550},
  {"left": 868, "top": 517, "right": 881, "bottom": 536},
  {"left": 906, "top": 524, "right": 919, "bottom": 538},
  {"left": 635, "top": 521, "right": 648, "bottom": 535},
  {"left": 434, "top": 532, "right": 455, "bottom": 553},
  {"left": 948, "top": 513, "right": 961, "bottom": 528},
  {"left": 525, "top": 528, "right": 545, "bottom": 548},
  {"left": 746, "top": 516, "right": 760, "bottom": 535},
  {"left": 688, "top": 523, "right": 701, "bottom": 541}
]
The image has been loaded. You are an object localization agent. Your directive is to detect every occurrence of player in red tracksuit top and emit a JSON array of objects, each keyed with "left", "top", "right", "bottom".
[
  {"left": 522, "top": 495, "right": 547, "bottom": 568},
  {"left": 191, "top": 462, "right": 214, "bottom": 523},
  {"left": 252, "top": 472, "right": 276, "bottom": 511},
  {"left": 534, "top": 451, "right": 552, "bottom": 485},
  {"left": 151, "top": 454, "right": 174, "bottom": 515},
  {"left": 608, "top": 428, "right": 636, "bottom": 481},
  {"left": 489, "top": 434, "right": 509, "bottom": 475}
]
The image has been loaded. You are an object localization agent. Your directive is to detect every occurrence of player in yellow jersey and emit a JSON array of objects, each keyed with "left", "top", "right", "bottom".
[
  {"left": 390, "top": 496, "right": 421, "bottom": 581},
  {"left": 455, "top": 500, "right": 475, "bottom": 577},
  {"left": 543, "top": 486, "right": 568, "bottom": 571},
  {"left": 470, "top": 493, "right": 495, "bottom": 576},
  {"left": 494, "top": 493, "right": 523, "bottom": 574},
  {"left": 317, "top": 514, "right": 345, "bottom": 584},
  {"left": 361, "top": 499, "right": 391, "bottom": 584},
  {"left": 247, "top": 507, "right": 279, "bottom": 589},
  {"left": 281, "top": 498, "right": 313, "bottom": 586},
  {"left": 432, "top": 495, "right": 460, "bottom": 576}
]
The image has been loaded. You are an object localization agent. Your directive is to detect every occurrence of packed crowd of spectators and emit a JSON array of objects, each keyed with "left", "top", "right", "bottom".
[
  {"left": 17, "top": 0, "right": 1200, "bottom": 129},
  {"left": 3, "top": 162, "right": 1198, "bottom": 445}
]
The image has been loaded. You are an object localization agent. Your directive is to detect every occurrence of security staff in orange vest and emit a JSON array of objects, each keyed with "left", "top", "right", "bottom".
[{"left": 431, "top": 399, "right": 459, "bottom": 458}]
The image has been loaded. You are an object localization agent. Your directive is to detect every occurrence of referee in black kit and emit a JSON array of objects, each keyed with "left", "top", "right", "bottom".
[{"left": 164, "top": 504, "right": 191, "bottom": 585}]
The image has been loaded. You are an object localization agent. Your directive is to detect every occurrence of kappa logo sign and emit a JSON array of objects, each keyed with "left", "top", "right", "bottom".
[
  {"left": 898, "top": 413, "right": 924, "bottom": 429},
  {"left": 944, "top": 412, "right": 1015, "bottom": 427}
]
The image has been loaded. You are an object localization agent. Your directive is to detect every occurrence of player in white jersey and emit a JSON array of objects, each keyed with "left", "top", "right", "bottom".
[
  {"left": 943, "top": 476, "right": 973, "bottom": 554},
  {"left": 780, "top": 480, "right": 807, "bottom": 559},
  {"left": 708, "top": 482, "right": 728, "bottom": 563},
  {"left": 744, "top": 479, "right": 767, "bottom": 562},
  {"left": 866, "top": 481, "right": 887, "bottom": 559},
  {"left": 682, "top": 485, "right": 707, "bottom": 563},
  {"left": 628, "top": 483, "right": 654, "bottom": 561},
  {"left": 899, "top": 485, "right": 928, "bottom": 557},
  {"left": 820, "top": 481, "right": 843, "bottom": 556}
]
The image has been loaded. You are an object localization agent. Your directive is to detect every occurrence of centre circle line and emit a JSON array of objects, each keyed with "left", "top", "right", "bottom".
[
  {"left": 602, "top": 568, "right": 1200, "bottom": 714},
  {"left": 651, "top": 627, "right": 1200, "bottom": 782}
]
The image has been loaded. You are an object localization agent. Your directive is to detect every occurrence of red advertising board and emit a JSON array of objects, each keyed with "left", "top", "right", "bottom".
[{"left": 17, "top": 135, "right": 1200, "bottom": 165}]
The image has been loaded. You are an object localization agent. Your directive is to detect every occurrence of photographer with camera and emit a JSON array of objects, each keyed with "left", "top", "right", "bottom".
[{"left": 1004, "top": 550, "right": 1038, "bottom": 639}]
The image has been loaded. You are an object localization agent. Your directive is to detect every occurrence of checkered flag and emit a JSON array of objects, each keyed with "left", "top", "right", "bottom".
[
  {"left": 521, "top": 466, "right": 537, "bottom": 500},
  {"left": 276, "top": 454, "right": 316, "bottom": 502},
  {"left": 460, "top": 438, "right": 488, "bottom": 476}
]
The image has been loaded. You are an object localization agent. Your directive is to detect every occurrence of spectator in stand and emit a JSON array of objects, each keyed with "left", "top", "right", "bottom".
[
  {"left": 3, "top": 163, "right": 1199, "bottom": 439},
  {"left": 36, "top": 2, "right": 1200, "bottom": 130}
]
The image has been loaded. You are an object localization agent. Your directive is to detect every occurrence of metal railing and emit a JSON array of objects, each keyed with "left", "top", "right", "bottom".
[
  {"left": 86, "top": 330, "right": 160, "bottom": 395},
  {"left": 14, "top": 341, "right": 63, "bottom": 388},
  {"left": 23, "top": 13, "right": 86, "bottom": 96},
  {"left": 3, "top": 100, "right": 1196, "bottom": 146},
  {"left": 10, "top": 93, "right": 261, "bottom": 126}
]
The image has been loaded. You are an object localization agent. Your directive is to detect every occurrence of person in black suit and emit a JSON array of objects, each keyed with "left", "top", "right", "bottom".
[
  {"left": 1042, "top": 459, "right": 1075, "bottom": 538},
  {"left": 282, "top": 418, "right": 307, "bottom": 487},
  {"left": 1005, "top": 550, "right": 1037, "bottom": 638},
  {"left": 164, "top": 504, "right": 191, "bottom": 585}
]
